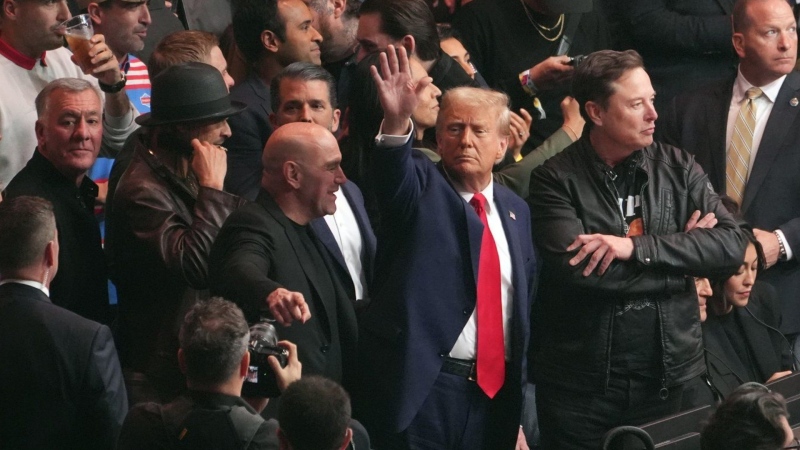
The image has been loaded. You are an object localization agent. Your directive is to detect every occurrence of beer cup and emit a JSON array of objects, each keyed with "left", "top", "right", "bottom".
[{"left": 61, "top": 14, "right": 94, "bottom": 69}]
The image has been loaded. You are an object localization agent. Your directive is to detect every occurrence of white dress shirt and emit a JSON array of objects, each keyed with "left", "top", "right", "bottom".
[
  {"left": 726, "top": 70, "right": 793, "bottom": 260},
  {"left": 375, "top": 120, "right": 515, "bottom": 359},
  {"left": 324, "top": 189, "right": 368, "bottom": 300},
  {"left": 449, "top": 182, "right": 514, "bottom": 361},
  {"left": 0, "top": 279, "right": 50, "bottom": 297}
]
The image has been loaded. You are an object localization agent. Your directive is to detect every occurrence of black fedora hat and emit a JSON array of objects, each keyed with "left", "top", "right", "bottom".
[{"left": 136, "top": 62, "right": 246, "bottom": 127}]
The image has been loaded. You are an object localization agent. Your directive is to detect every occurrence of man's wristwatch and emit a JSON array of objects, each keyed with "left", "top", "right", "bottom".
[
  {"left": 775, "top": 230, "right": 788, "bottom": 261},
  {"left": 98, "top": 72, "right": 127, "bottom": 94}
]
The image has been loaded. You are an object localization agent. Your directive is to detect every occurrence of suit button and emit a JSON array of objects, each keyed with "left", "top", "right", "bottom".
[
  {"left": 439, "top": 353, "right": 445, "bottom": 358},
  {"left": 321, "top": 345, "right": 330, "bottom": 354},
  {"left": 462, "top": 308, "right": 470, "bottom": 315},
  {"left": 644, "top": 257, "right": 651, "bottom": 264}
]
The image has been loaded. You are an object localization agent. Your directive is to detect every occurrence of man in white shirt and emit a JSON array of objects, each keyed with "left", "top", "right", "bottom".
[
  {"left": 0, "top": 0, "right": 137, "bottom": 191},
  {"left": 663, "top": 0, "right": 800, "bottom": 356},
  {"left": 269, "top": 61, "right": 376, "bottom": 305},
  {"left": 354, "top": 46, "right": 535, "bottom": 450}
]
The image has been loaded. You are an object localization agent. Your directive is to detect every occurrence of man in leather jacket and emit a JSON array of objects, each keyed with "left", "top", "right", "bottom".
[
  {"left": 110, "top": 62, "right": 248, "bottom": 405},
  {"left": 527, "top": 49, "right": 747, "bottom": 449}
]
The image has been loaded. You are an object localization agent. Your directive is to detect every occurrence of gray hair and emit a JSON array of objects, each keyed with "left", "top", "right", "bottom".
[
  {"left": 179, "top": 297, "right": 250, "bottom": 385},
  {"left": 35, "top": 78, "right": 101, "bottom": 118}
]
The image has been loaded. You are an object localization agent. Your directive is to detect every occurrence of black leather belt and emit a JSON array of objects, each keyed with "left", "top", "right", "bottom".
[{"left": 441, "top": 356, "right": 477, "bottom": 381}]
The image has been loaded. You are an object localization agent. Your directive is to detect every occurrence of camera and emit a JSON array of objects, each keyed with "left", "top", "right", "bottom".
[
  {"left": 568, "top": 55, "right": 587, "bottom": 66},
  {"left": 243, "top": 321, "right": 288, "bottom": 398}
]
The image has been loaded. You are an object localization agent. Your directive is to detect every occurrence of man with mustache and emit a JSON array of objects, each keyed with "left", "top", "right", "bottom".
[{"left": 111, "top": 62, "right": 248, "bottom": 405}]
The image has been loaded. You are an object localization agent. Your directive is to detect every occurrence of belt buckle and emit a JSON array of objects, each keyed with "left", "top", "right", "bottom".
[{"left": 468, "top": 363, "right": 477, "bottom": 382}]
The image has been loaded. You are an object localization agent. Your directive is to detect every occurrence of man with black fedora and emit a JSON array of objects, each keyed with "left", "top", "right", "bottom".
[{"left": 110, "top": 61, "right": 249, "bottom": 405}]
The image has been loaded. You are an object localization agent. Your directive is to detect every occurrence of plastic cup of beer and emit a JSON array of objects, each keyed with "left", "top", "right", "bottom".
[{"left": 61, "top": 14, "right": 94, "bottom": 69}]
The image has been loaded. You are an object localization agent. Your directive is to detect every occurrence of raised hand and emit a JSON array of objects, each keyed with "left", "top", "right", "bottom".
[
  {"left": 508, "top": 109, "right": 533, "bottom": 160},
  {"left": 370, "top": 45, "right": 432, "bottom": 135}
]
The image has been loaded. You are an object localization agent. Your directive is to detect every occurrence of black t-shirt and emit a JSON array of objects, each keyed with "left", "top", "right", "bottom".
[
  {"left": 453, "top": 0, "right": 610, "bottom": 150},
  {"left": 608, "top": 155, "right": 661, "bottom": 376}
]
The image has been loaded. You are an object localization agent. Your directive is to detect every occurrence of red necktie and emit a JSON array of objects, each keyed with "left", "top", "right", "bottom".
[{"left": 469, "top": 193, "right": 505, "bottom": 398}]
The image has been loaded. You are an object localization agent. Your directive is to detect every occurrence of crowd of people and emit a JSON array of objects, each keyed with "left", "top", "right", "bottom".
[{"left": 1, "top": 0, "right": 800, "bottom": 449}]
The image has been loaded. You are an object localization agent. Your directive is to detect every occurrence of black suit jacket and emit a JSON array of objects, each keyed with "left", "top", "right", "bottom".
[
  {"left": 209, "top": 191, "right": 358, "bottom": 386},
  {"left": 703, "top": 282, "right": 793, "bottom": 399},
  {"left": 617, "top": 0, "right": 737, "bottom": 113},
  {"left": 663, "top": 71, "right": 800, "bottom": 333},
  {"left": 0, "top": 283, "right": 127, "bottom": 449},
  {"left": 224, "top": 73, "right": 273, "bottom": 201},
  {"left": 4, "top": 151, "right": 110, "bottom": 324}
]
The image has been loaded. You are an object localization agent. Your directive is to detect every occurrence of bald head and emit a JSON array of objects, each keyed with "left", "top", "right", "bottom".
[{"left": 261, "top": 122, "right": 346, "bottom": 224}]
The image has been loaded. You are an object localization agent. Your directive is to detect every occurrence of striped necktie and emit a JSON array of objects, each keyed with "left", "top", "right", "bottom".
[{"left": 726, "top": 87, "right": 763, "bottom": 205}]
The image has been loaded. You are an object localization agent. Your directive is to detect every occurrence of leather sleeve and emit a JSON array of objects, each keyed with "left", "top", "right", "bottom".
[
  {"left": 632, "top": 159, "right": 747, "bottom": 279},
  {"left": 117, "top": 179, "right": 245, "bottom": 289},
  {"left": 529, "top": 161, "right": 688, "bottom": 297}
]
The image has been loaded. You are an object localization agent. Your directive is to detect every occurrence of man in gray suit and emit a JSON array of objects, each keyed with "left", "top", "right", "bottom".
[{"left": 663, "top": 0, "right": 800, "bottom": 354}]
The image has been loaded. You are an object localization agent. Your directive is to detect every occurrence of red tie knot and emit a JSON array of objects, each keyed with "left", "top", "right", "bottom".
[{"left": 470, "top": 193, "right": 487, "bottom": 213}]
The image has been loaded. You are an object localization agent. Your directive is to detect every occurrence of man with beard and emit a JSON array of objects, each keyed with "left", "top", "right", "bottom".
[{"left": 111, "top": 62, "right": 248, "bottom": 405}]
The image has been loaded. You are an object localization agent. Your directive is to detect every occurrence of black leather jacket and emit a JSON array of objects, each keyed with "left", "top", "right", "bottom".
[{"left": 528, "top": 137, "right": 746, "bottom": 393}]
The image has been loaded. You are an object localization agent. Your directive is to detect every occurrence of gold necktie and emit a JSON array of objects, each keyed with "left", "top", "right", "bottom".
[{"left": 726, "top": 87, "right": 763, "bottom": 206}]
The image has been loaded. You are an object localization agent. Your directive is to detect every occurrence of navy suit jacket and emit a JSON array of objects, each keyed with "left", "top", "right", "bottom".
[
  {"left": 0, "top": 283, "right": 128, "bottom": 449},
  {"left": 224, "top": 73, "right": 273, "bottom": 201},
  {"left": 356, "top": 139, "right": 537, "bottom": 433},
  {"left": 663, "top": 71, "right": 800, "bottom": 333},
  {"left": 310, "top": 181, "right": 376, "bottom": 302}
]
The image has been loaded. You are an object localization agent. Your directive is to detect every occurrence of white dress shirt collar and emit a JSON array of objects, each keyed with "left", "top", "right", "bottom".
[{"left": 0, "top": 279, "right": 50, "bottom": 297}]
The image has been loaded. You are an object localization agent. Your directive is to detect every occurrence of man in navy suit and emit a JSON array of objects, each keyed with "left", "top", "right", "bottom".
[
  {"left": 269, "top": 62, "right": 376, "bottom": 305},
  {"left": 355, "top": 46, "right": 536, "bottom": 449},
  {"left": 0, "top": 196, "right": 128, "bottom": 449},
  {"left": 662, "top": 0, "right": 800, "bottom": 353}
]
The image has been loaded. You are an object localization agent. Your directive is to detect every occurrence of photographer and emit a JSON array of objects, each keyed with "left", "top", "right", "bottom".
[{"left": 117, "top": 297, "right": 301, "bottom": 449}]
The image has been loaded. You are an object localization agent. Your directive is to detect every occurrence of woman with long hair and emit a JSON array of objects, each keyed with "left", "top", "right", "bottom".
[{"left": 702, "top": 229, "right": 794, "bottom": 399}]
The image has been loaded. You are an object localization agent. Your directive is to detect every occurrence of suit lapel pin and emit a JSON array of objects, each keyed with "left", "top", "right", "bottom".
[
  {"left": 509, "top": 211, "right": 516, "bottom": 221},
  {"left": 791, "top": 98, "right": 799, "bottom": 107}
]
